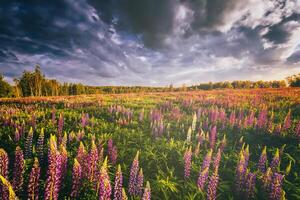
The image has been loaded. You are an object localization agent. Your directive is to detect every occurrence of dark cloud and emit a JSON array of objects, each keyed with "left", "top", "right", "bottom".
[{"left": 0, "top": 0, "right": 299, "bottom": 86}]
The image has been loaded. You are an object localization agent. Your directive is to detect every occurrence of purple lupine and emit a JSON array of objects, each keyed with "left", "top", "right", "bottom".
[
  {"left": 12, "top": 146, "right": 25, "bottom": 193},
  {"left": 184, "top": 147, "right": 192, "bottom": 179},
  {"left": 136, "top": 169, "right": 144, "bottom": 197},
  {"left": 36, "top": 128, "right": 45, "bottom": 163},
  {"left": 70, "top": 159, "right": 82, "bottom": 198},
  {"left": 269, "top": 173, "right": 284, "bottom": 200},
  {"left": 0, "top": 148, "right": 9, "bottom": 200},
  {"left": 113, "top": 165, "right": 123, "bottom": 200},
  {"left": 76, "top": 142, "right": 87, "bottom": 177},
  {"left": 57, "top": 113, "right": 64, "bottom": 144},
  {"left": 257, "top": 147, "right": 267, "bottom": 174},
  {"left": 229, "top": 110, "right": 236, "bottom": 127},
  {"left": 14, "top": 128, "right": 20, "bottom": 142},
  {"left": 44, "top": 135, "right": 61, "bottom": 200},
  {"left": 197, "top": 167, "right": 209, "bottom": 190},
  {"left": 270, "top": 149, "right": 280, "bottom": 172},
  {"left": 99, "top": 158, "right": 111, "bottom": 200},
  {"left": 282, "top": 110, "right": 291, "bottom": 131},
  {"left": 235, "top": 151, "right": 247, "bottom": 192},
  {"left": 257, "top": 109, "right": 268, "bottom": 129},
  {"left": 142, "top": 181, "right": 151, "bottom": 200},
  {"left": 262, "top": 167, "right": 273, "bottom": 189},
  {"left": 108, "top": 139, "right": 118, "bottom": 165},
  {"left": 88, "top": 140, "right": 99, "bottom": 185},
  {"left": 219, "top": 135, "right": 226, "bottom": 152},
  {"left": 129, "top": 151, "right": 139, "bottom": 196},
  {"left": 209, "top": 126, "right": 217, "bottom": 149},
  {"left": 59, "top": 145, "right": 68, "bottom": 186},
  {"left": 194, "top": 142, "right": 201, "bottom": 157},
  {"left": 27, "top": 158, "right": 40, "bottom": 200},
  {"left": 213, "top": 148, "right": 221, "bottom": 171},
  {"left": 245, "top": 172, "right": 256, "bottom": 199},
  {"left": 25, "top": 127, "right": 34, "bottom": 158},
  {"left": 206, "top": 169, "right": 219, "bottom": 200},
  {"left": 202, "top": 149, "right": 213, "bottom": 170}
]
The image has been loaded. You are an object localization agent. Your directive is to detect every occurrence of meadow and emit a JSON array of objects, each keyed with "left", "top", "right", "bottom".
[{"left": 0, "top": 88, "right": 300, "bottom": 200}]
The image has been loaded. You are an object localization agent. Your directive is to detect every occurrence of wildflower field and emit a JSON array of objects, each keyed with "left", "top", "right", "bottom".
[{"left": 0, "top": 88, "right": 300, "bottom": 200}]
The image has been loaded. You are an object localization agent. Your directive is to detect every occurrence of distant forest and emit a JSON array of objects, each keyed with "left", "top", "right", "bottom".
[{"left": 0, "top": 65, "right": 299, "bottom": 98}]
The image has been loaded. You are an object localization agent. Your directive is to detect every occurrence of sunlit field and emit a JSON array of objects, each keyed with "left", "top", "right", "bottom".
[{"left": 0, "top": 88, "right": 300, "bottom": 200}]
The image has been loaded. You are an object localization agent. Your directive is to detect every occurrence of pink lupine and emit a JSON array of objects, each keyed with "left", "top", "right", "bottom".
[
  {"left": 44, "top": 135, "right": 61, "bottom": 200},
  {"left": 59, "top": 145, "right": 68, "bottom": 186},
  {"left": 70, "top": 159, "right": 82, "bottom": 198},
  {"left": 129, "top": 151, "right": 139, "bottom": 196},
  {"left": 235, "top": 151, "right": 247, "bottom": 192},
  {"left": 269, "top": 173, "right": 284, "bottom": 200},
  {"left": 219, "top": 135, "right": 226, "bottom": 152},
  {"left": 206, "top": 169, "right": 219, "bottom": 200},
  {"left": 12, "top": 146, "right": 25, "bottom": 193},
  {"left": 282, "top": 110, "right": 291, "bottom": 131},
  {"left": 27, "top": 158, "right": 40, "bottom": 200},
  {"left": 209, "top": 126, "right": 217, "bottom": 149},
  {"left": 258, "top": 146, "right": 267, "bottom": 173},
  {"left": 197, "top": 167, "right": 209, "bottom": 190},
  {"left": 229, "top": 110, "right": 236, "bottom": 127},
  {"left": 108, "top": 139, "right": 118, "bottom": 165},
  {"left": 99, "top": 158, "right": 112, "bottom": 200},
  {"left": 57, "top": 113, "right": 64, "bottom": 144},
  {"left": 213, "top": 148, "right": 221, "bottom": 171},
  {"left": 113, "top": 165, "right": 123, "bottom": 200},
  {"left": 262, "top": 167, "right": 273, "bottom": 189},
  {"left": 36, "top": 128, "right": 45, "bottom": 163},
  {"left": 184, "top": 147, "right": 192, "bottom": 179},
  {"left": 88, "top": 140, "right": 99, "bottom": 185},
  {"left": 25, "top": 127, "right": 34, "bottom": 158},
  {"left": 0, "top": 148, "right": 9, "bottom": 200},
  {"left": 136, "top": 169, "right": 144, "bottom": 197},
  {"left": 76, "top": 142, "right": 87, "bottom": 177},
  {"left": 202, "top": 149, "right": 213, "bottom": 170},
  {"left": 142, "top": 181, "right": 151, "bottom": 200},
  {"left": 14, "top": 128, "right": 20, "bottom": 142},
  {"left": 257, "top": 109, "right": 268, "bottom": 129}
]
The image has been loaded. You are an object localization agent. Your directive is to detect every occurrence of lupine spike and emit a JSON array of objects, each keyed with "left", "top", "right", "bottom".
[
  {"left": 122, "top": 188, "right": 128, "bottom": 200},
  {"left": 142, "top": 181, "right": 151, "bottom": 200},
  {"left": 25, "top": 127, "right": 34, "bottom": 158},
  {"left": 245, "top": 172, "right": 256, "bottom": 199},
  {"left": 12, "top": 146, "right": 25, "bottom": 193},
  {"left": 0, "top": 149, "right": 9, "bottom": 200},
  {"left": 0, "top": 175, "right": 17, "bottom": 200},
  {"left": 99, "top": 157, "right": 111, "bottom": 200},
  {"left": 184, "top": 146, "right": 192, "bottom": 179},
  {"left": 28, "top": 158, "right": 40, "bottom": 200},
  {"left": 209, "top": 126, "right": 217, "bottom": 149},
  {"left": 113, "top": 165, "right": 123, "bottom": 200},
  {"left": 269, "top": 173, "right": 284, "bottom": 200},
  {"left": 88, "top": 140, "right": 99, "bottom": 184},
  {"left": 206, "top": 169, "right": 219, "bottom": 200},
  {"left": 129, "top": 151, "right": 139, "bottom": 196},
  {"left": 270, "top": 148, "right": 280, "bottom": 172},
  {"left": 70, "top": 159, "right": 82, "bottom": 198},
  {"left": 36, "top": 128, "right": 45, "bottom": 163},
  {"left": 213, "top": 148, "right": 221, "bottom": 171},
  {"left": 197, "top": 167, "right": 209, "bottom": 190},
  {"left": 262, "top": 167, "right": 273, "bottom": 189},
  {"left": 258, "top": 146, "right": 267, "bottom": 173},
  {"left": 136, "top": 168, "right": 144, "bottom": 196}
]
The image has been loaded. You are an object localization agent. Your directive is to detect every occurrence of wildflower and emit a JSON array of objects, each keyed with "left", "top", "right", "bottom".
[
  {"left": 184, "top": 147, "right": 192, "bottom": 179},
  {"left": 88, "top": 140, "right": 99, "bottom": 184},
  {"left": 206, "top": 169, "right": 219, "bottom": 200},
  {"left": 197, "top": 167, "right": 209, "bottom": 190},
  {"left": 0, "top": 175, "right": 17, "bottom": 200},
  {"left": 258, "top": 146, "right": 267, "bottom": 173},
  {"left": 245, "top": 172, "right": 256, "bottom": 199},
  {"left": 235, "top": 151, "right": 247, "bottom": 192},
  {"left": 113, "top": 165, "right": 123, "bottom": 200},
  {"left": 122, "top": 188, "right": 128, "bottom": 200},
  {"left": 129, "top": 151, "right": 139, "bottom": 196},
  {"left": 27, "top": 158, "right": 40, "bottom": 200},
  {"left": 36, "top": 128, "right": 45, "bottom": 163},
  {"left": 209, "top": 126, "right": 217, "bottom": 149},
  {"left": 213, "top": 148, "right": 221, "bottom": 171},
  {"left": 0, "top": 149, "right": 9, "bottom": 200},
  {"left": 269, "top": 173, "right": 284, "bottom": 200},
  {"left": 136, "top": 168, "right": 144, "bottom": 196},
  {"left": 262, "top": 167, "right": 273, "bottom": 189},
  {"left": 12, "top": 146, "right": 25, "bottom": 193},
  {"left": 142, "top": 181, "right": 151, "bottom": 200},
  {"left": 270, "top": 149, "right": 280, "bottom": 172},
  {"left": 99, "top": 158, "right": 111, "bottom": 200},
  {"left": 282, "top": 110, "right": 291, "bottom": 131},
  {"left": 70, "top": 159, "right": 82, "bottom": 198},
  {"left": 25, "top": 127, "right": 34, "bottom": 158}
]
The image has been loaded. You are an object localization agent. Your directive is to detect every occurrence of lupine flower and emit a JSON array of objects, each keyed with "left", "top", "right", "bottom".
[
  {"left": 129, "top": 151, "right": 139, "bottom": 196},
  {"left": 76, "top": 142, "right": 87, "bottom": 177},
  {"left": 70, "top": 159, "right": 82, "bottom": 198},
  {"left": 219, "top": 135, "right": 226, "bottom": 152},
  {"left": 197, "top": 167, "right": 209, "bottom": 190},
  {"left": 202, "top": 149, "right": 213, "bottom": 170},
  {"left": 258, "top": 146, "right": 267, "bottom": 173},
  {"left": 229, "top": 111, "right": 236, "bottom": 127},
  {"left": 184, "top": 147, "right": 192, "bottom": 179},
  {"left": 27, "top": 158, "right": 40, "bottom": 200},
  {"left": 0, "top": 148, "right": 9, "bottom": 200},
  {"left": 262, "top": 167, "right": 273, "bottom": 189},
  {"left": 108, "top": 139, "right": 118, "bottom": 165},
  {"left": 44, "top": 135, "right": 61, "bottom": 200},
  {"left": 36, "top": 128, "right": 45, "bottom": 163},
  {"left": 192, "top": 113, "right": 197, "bottom": 132},
  {"left": 122, "top": 188, "right": 128, "bottom": 200},
  {"left": 12, "top": 146, "right": 25, "bottom": 193},
  {"left": 113, "top": 165, "right": 123, "bottom": 200},
  {"left": 142, "top": 181, "right": 151, "bottom": 200},
  {"left": 206, "top": 169, "right": 219, "bottom": 200},
  {"left": 209, "top": 126, "right": 217, "bottom": 149},
  {"left": 235, "top": 151, "right": 247, "bottom": 192},
  {"left": 282, "top": 110, "right": 291, "bottom": 131},
  {"left": 270, "top": 149, "right": 280, "bottom": 172},
  {"left": 59, "top": 145, "right": 68, "bottom": 185},
  {"left": 194, "top": 142, "right": 201, "bottom": 157},
  {"left": 61, "top": 132, "right": 67, "bottom": 147},
  {"left": 295, "top": 121, "right": 300, "bottom": 142},
  {"left": 213, "top": 148, "right": 221, "bottom": 171},
  {"left": 136, "top": 168, "right": 144, "bottom": 197},
  {"left": 14, "top": 128, "right": 20, "bottom": 142},
  {"left": 57, "top": 113, "right": 64, "bottom": 144},
  {"left": 25, "top": 127, "right": 34, "bottom": 158},
  {"left": 269, "top": 173, "right": 284, "bottom": 200},
  {"left": 52, "top": 108, "right": 56, "bottom": 124},
  {"left": 99, "top": 158, "right": 111, "bottom": 200},
  {"left": 186, "top": 127, "right": 192, "bottom": 142},
  {"left": 257, "top": 109, "right": 268, "bottom": 129},
  {"left": 88, "top": 140, "right": 99, "bottom": 185},
  {"left": 0, "top": 175, "right": 17, "bottom": 200},
  {"left": 243, "top": 145, "right": 250, "bottom": 167},
  {"left": 245, "top": 172, "right": 256, "bottom": 199}
]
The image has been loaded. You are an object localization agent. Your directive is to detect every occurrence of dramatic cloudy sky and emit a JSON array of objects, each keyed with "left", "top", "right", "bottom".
[{"left": 1, "top": 0, "right": 300, "bottom": 86}]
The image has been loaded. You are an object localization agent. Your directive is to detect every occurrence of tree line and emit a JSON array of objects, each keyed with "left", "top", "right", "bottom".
[{"left": 0, "top": 66, "right": 299, "bottom": 98}]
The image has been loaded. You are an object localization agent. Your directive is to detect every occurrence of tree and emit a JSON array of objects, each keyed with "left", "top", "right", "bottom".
[
  {"left": 286, "top": 74, "right": 300, "bottom": 87},
  {"left": 0, "top": 74, "right": 13, "bottom": 97}
]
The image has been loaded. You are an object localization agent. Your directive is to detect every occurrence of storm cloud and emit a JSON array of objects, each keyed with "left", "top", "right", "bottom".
[{"left": 0, "top": 0, "right": 299, "bottom": 86}]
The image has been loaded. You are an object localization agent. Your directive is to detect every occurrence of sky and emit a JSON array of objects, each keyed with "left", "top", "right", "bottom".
[{"left": 0, "top": 0, "right": 300, "bottom": 86}]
